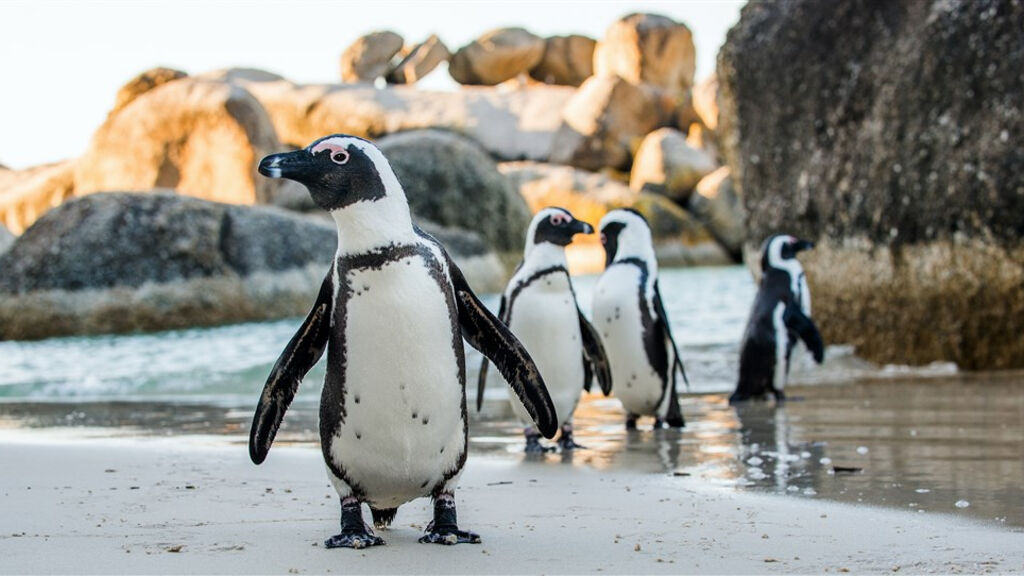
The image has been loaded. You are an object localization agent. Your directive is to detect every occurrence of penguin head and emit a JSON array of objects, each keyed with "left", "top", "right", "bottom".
[
  {"left": 761, "top": 234, "right": 814, "bottom": 272},
  {"left": 258, "top": 134, "right": 396, "bottom": 212},
  {"left": 598, "top": 208, "right": 654, "bottom": 267},
  {"left": 524, "top": 207, "right": 593, "bottom": 257}
]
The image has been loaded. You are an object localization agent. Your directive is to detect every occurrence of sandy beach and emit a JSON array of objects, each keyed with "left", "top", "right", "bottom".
[{"left": 1, "top": 434, "right": 1021, "bottom": 575}]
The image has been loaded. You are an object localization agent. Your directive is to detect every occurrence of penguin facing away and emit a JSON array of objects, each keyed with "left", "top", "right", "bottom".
[
  {"left": 477, "top": 207, "right": 612, "bottom": 452},
  {"left": 249, "top": 134, "right": 557, "bottom": 549},
  {"left": 731, "top": 234, "right": 824, "bottom": 404},
  {"left": 591, "top": 209, "right": 688, "bottom": 430}
]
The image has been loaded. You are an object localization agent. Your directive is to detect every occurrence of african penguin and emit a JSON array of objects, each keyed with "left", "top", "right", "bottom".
[
  {"left": 731, "top": 234, "right": 824, "bottom": 404},
  {"left": 249, "top": 134, "right": 557, "bottom": 549},
  {"left": 477, "top": 207, "right": 611, "bottom": 452},
  {"left": 591, "top": 209, "right": 689, "bottom": 430}
]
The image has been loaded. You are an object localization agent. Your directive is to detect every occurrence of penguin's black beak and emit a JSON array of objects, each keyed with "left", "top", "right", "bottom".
[
  {"left": 571, "top": 219, "right": 594, "bottom": 237},
  {"left": 793, "top": 239, "right": 815, "bottom": 253},
  {"left": 258, "top": 150, "right": 314, "bottom": 181}
]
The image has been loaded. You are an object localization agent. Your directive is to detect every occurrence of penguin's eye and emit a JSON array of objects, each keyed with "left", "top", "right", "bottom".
[
  {"left": 550, "top": 213, "right": 568, "bottom": 226},
  {"left": 330, "top": 150, "right": 350, "bottom": 165}
]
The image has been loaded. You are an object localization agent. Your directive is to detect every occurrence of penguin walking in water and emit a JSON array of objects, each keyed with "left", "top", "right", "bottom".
[
  {"left": 731, "top": 234, "right": 824, "bottom": 404},
  {"left": 249, "top": 134, "right": 557, "bottom": 549},
  {"left": 591, "top": 209, "right": 688, "bottom": 430},
  {"left": 477, "top": 207, "right": 611, "bottom": 452}
]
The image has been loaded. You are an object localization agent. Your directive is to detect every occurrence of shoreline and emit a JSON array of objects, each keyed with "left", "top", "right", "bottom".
[{"left": 1, "top": 436, "right": 1021, "bottom": 574}]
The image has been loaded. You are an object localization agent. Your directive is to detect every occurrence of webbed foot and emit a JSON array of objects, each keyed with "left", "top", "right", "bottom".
[
  {"left": 625, "top": 413, "right": 639, "bottom": 430},
  {"left": 418, "top": 492, "right": 481, "bottom": 546},
  {"left": 324, "top": 530, "right": 385, "bottom": 549},
  {"left": 326, "top": 496, "right": 386, "bottom": 549},
  {"left": 557, "top": 424, "right": 585, "bottom": 450},
  {"left": 525, "top": 428, "right": 555, "bottom": 453}
]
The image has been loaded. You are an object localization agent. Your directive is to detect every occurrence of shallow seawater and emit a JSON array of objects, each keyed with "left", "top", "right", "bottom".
[{"left": 1, "top": 266, "right": 1021, "bottom": 529}]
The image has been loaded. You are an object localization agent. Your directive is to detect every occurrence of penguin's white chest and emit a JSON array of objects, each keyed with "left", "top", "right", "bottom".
[
  {"left": 505, "top": 273, "right": 584, "bottom": 426},
  {"left": 592, "top": 266, "right": 663, "bottom": 415},
  {"left": 328, "top": 256, "right": 464, "bottom": 507}
]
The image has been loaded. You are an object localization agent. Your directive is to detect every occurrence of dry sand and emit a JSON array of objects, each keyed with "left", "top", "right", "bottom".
[{"left": 1, "top": 433, "right": 1021, "bottom": 575}]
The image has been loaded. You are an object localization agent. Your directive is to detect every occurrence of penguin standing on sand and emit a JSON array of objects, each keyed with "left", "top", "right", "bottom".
[
  {"left": 249, "top": 134, "right": 557, "bottom": 549},
  {"left": 731, "top": 234, "right": 824, "bottom": 404},
  {"left": 591, "top": 209, "right": 688, "bottom": 430},
  {"left": 477, "top": 207, "right": 611, "bottom": 452}
]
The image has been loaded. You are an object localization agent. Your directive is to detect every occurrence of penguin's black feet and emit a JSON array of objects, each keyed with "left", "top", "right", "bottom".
[
  {"left": 625, "top": 414, "right": 639, "bottom": 430},
  {"left": 773, "top": 389, "right": 787, "bottom": 403},
  {"left": 418, "top": 493, "right": 481, "bottom": 546},
  {"left": 557, "top": 424, "right": 586, "bottom": 450},
  {"left": 324, "top": 530, "right": 385, "bottom": 549},
  {"left": 653, "top": 417, "right": 665, "bottom": 429},
  {"left": 524, "top": 429, "right": 555, "bottom": 453},
  {"left": 655, "top": 416, "right": 685, "bottom": 429},
  {"left": 325, "top": 497, "right": 386, "bottom": 549}
]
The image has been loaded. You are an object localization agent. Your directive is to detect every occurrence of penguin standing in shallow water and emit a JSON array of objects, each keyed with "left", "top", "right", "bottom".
[
  {"left": 591, "top": 209, "right": 688, "bottom": 430},
  {"left": 477, "top": 207, "right": 611, "bottom": 452},
  {"left": 249, "top": 134, "right": 557, "bottom": 549},
  {"left": 731, "top": 234, "right": 824, "bottom": 404}
]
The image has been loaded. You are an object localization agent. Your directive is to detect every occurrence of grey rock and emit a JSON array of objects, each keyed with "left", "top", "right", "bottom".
[
  {"left": 0, "top": 192, "right": 504, "bottom": 339},
  {"left": 629, "top": 127, "right": 717, "bottom": 202},
  {"left": 529, "top": 35, "right": 596, "bottom": 87},
  {"left": 593, "top": 13, "right": 696, "bottom": 94},
  {"left": 449, "top": 27, "right": 545, "bottom": 85},
  {"left": 0, "top": 224, "right": 13, "bottom": 255},
  {"left": 378, "top": 129, "right": 530, "bottom": 255},
  {"left": 718, "top": 0, "right": 1024, "bottom": 369},
  {"left": 386, "top": 35, "right": 451, "bottom": 84},
  {"left": 689, "top": 167, "right": 744, "bottom": 262},
  {"left": 340, "top": 31, "right": 404, "bottom": 83}
]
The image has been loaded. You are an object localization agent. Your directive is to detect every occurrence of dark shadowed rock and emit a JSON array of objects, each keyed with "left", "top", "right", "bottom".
[
  {"left": 719, "top": 0, "right": 1024, "bottom": 369},
  {"left": 386, "top": 35, "right": 451, "bottom": 84},
  {"left": 340, "top": 31, "right": 405, "bottom": 83},
  {"left": 0, "top": 159, "right": 77, "bottom": 234},
  {"left": 377, "top": 129, "right": 530, "bottom": 255},
  {"left": 0, "top": 192, "right": 504, "bottom": 339},
  {"left": 529, "top": 35, "right": 596, "bottom": 86},
  {"left": 75, "top": 77, "right": 283, "bottom": 206},
  {"left": 549, "top": 75, "right": 659, "bottom": 171},
  {"left": 449, "top": 27, "right": 545, "bottom": 85},
  {"left": 112, "top": 67, "right": 188, "bottom": 114},
  {"left": 593, "top": 13, "right": 696, "bottom": 94}
]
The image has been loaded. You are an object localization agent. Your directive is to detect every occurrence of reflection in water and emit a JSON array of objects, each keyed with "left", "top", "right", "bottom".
[{"left": 1, "top": 373, "right": 1021, "bottom": 529}]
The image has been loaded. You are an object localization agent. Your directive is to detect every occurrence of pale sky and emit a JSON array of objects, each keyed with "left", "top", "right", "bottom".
[{"left": 0, "top": 0, "right": 744, "bottom": 170}]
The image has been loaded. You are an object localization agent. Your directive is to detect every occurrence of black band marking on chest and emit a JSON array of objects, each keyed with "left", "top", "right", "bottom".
[{"left": 505, "top": 265, "right": 569, "bottom": 322}]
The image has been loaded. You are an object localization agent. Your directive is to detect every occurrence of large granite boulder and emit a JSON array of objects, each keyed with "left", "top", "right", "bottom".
[
  {"left": 340, "top": 31, "right": 404, "bottom": 83},
  {"left": 529, "top": 35, "right": 596, "bottom": 86},
  {"left": 719, "top": 0, "right": 1024, "bottom": 369},
  {"left": 378, "top": 130, "right": 530, "bottom": 256},
  {"left": 500, "top": 161, "right": 731, "bottom": 270},
  {"left": 75, "top": 77, "right": 283, "bottom": 206},
  {"left": 629, "top": 127, "right": 717, "bottom": 202},
  {"left": 0, "top": 192, "right": 503, "bottom": 340},
  {"left": 689, "top": 166, "right": 743, "bottom": 262},
  {"left": 549, "top": 75, "right": 659, "bottom": 171},
  {"left": 448, "top": 27, "right": 545, "bottom": 85},
  {"left": 593, "top": 13, "right": 696, "bottom": 95},
  {"left": 111, "top": 67, "right": 188, "bottom": 114},
  {"left": 218, "top": 73, "right": 574, "bottom": 162},
  {"left": 691, "top": 73, "right": 719, "bottom": 131},
  {"left": 0, "top": 159, "right": 77, "bottom": 234},
  {"left": 386, "top": 35, "right": 451, "bottom": 84}
]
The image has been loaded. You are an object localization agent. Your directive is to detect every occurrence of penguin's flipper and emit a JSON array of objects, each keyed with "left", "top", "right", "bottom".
[
  {"left": 577, "top": 308, "right": 612, "bottom": 396},
  {"left": 783, "top": 304, "right": 825, "bottom": 364},
  {"left": 447, "top": 260, "right": 558, "bottom": 439},
  {"left": 653, "top": 281, "right": 690, "bottom": 390},
  {"left": 249, "top": 270, "right": 334, "bottom": 465},
  {"left": 475, "top": 295, "right": 507, "bottom": 412}
]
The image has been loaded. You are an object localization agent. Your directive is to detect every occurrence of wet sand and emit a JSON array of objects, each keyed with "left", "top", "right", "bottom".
[{"left": 1, "top": 437, "right": 1023, "bottom": 575}]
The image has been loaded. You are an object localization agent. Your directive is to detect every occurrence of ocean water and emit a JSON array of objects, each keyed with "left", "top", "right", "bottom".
[{"left": 1, "top": 265, "right": 1021, "bottom": 528}]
